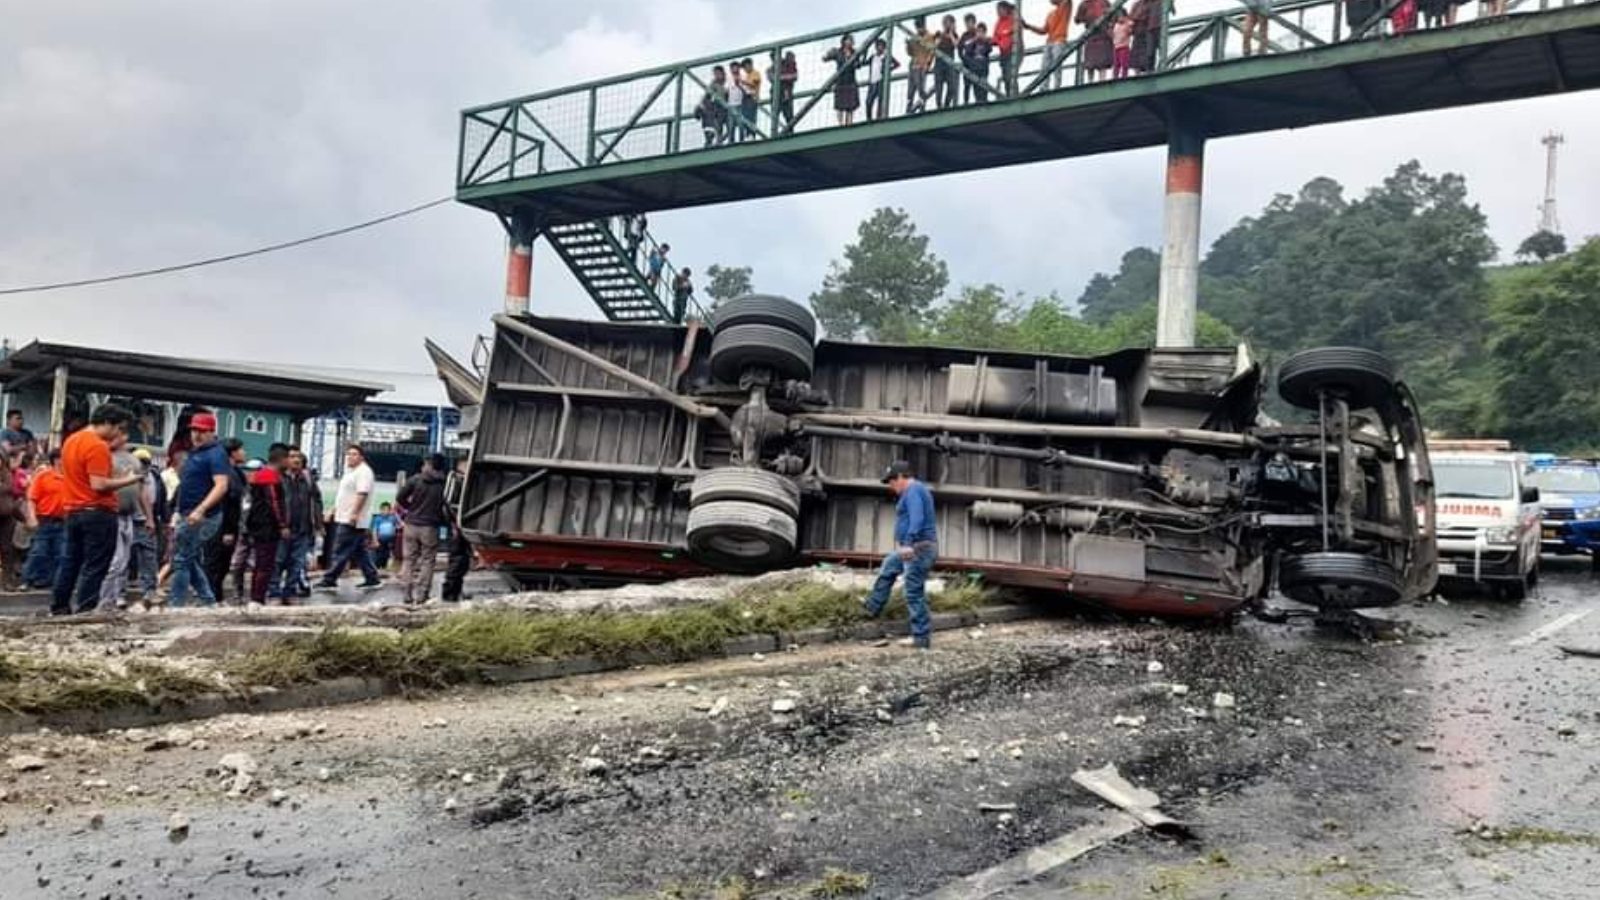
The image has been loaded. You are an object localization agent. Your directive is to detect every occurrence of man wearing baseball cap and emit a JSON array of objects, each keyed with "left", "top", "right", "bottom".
[
  {"left": 165, "top": 411, "right": 232, "bottom": 607},
  {"left": 862, "top": 460, "right": 939, "bottom": 650}
]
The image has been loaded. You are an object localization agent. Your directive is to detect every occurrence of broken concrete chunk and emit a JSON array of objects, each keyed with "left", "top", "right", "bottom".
[
  {"left": 1112, "top": 715, "right": 1147, "bottom": 729},
  {"left": 963, "top": 748, "right": 982, "bottom": 762},
  {"left": 579, "top": 757, "right": 609, "bottom": 776},
  {"left": 167, "top": 812, "right": 190, "bottom": 841},
  {"left": 1169, "top": 684, "right": 1191, "bottom": 697},
  {"left": 6, "top": 754, "right": 47, "bottom": 773},
  {"left": 771, "top": 698, "right": 797, "bottom": 714},
  {"left": 708, "top": 696, "right": 730, "bottom": 719},
  {"left": 268, "top": 789, "right": 289, "bottom": 807},
  {"left": 218, "top": 752, "right": 258, "bottom": 775},
  {"left": 1212, "top": 693, "right": 1237, "bottom": 710},
  {"left": 1146, "top": 661, "right": 1166, "bottom": 675}
]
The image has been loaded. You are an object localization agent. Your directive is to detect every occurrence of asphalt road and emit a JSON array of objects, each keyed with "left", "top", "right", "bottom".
[{"left": 4, "top": 561, "right": 1600, "bottom": 899}]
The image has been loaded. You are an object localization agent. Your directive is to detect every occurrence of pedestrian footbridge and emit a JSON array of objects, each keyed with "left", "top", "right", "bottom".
[{"left": 454, "top": 0, "right": 1600, "bottom": 329}]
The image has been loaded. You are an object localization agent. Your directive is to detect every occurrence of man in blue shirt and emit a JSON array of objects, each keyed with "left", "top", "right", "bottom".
[
  {"left": 164, "top": 412, "right": 232, "bottom": 608},
  {"left": 864, "top": 460, "right": 939, "bottom": 649}
]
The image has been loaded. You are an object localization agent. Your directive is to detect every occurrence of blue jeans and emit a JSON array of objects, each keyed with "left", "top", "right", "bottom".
[
  {"left": 271, "top": 534, "right": 312, "bottom": 599},
  {"left": 23, "top": 518, "right": 64, "bottom": 587},
  {"left": 320, "top": 524, "right": 379, "bottom": 585},
  {"left": 865, "top": 542, "right": 938, "bottom": 644},
  {"left": 52, "top": 509, "right": 119, "bottom": 615},
  {"left": 168, "top": 515, "right": 221, "bottom": 607}
]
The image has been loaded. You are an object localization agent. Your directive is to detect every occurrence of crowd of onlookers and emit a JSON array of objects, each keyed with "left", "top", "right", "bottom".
[
  {"left": 687, "top": 0, "right": 1518, "bottom": 140},
  {"left": 0, "top": 405, "right": 475, "bottom": 616}
]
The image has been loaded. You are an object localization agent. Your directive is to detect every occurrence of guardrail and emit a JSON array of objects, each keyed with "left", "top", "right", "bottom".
[{"left": 458, "top": 0, "right": 1579, "bottom": 189}]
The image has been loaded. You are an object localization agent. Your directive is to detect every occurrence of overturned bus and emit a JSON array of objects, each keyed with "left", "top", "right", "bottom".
[{"left": 439, "top": 295, "right": 1437, "bottom": 619}]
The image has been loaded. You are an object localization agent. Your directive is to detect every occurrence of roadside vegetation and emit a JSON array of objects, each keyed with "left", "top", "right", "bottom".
[{"left": 0, "top": 577, "right": 991, "bottom": 717}]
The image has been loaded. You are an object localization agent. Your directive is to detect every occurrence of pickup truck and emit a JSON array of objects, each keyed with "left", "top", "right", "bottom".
[{"left": 435, "top": 295, "right": 1437, "bottom": 620}]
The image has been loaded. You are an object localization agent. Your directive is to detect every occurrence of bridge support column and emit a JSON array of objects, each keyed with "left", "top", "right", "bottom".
[
  {"left": 1157, "top": 112, "right": 1206, "bottom": 349},
  {"left": 504, "top": 217, "right": 538, "bottom": 316}
]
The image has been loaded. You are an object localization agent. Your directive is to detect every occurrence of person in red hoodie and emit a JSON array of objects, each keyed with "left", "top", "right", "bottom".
[{"left": 244, "top": 444, "right": 290, "bottom": 605}]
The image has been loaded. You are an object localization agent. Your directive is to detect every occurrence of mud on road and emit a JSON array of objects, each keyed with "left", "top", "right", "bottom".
[{"left": 4, "top": 563, "right": 1600, "bottom": 899}]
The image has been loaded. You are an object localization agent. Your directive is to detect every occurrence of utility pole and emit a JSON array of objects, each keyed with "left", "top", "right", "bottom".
[{"left": 1539, "top": 131, "right": 1564, "bottom": 234}]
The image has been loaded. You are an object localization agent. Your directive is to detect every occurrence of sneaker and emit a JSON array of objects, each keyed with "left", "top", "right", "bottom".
[
  {"left": 313, "top": 582, "right": 337, "bottom": 593},
  {"left": 358, "top": 580, "right": 383, "bottom": 590}
]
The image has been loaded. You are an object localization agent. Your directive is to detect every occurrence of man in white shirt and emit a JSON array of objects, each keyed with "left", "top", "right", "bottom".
[
  {"left": 314, "top": 444, "right": 381, "bottom": 590},
  {"left": 725, "top": 61, "right": 747, "bottom": 143}
]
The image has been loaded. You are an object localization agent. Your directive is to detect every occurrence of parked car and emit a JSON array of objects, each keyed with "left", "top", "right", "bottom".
[
  {"left": 1429, "top": 449, "right": 1541, "bottom": 600},
  {"left": 436, "top": 295, "right": 1437, "bottom": 620},
  {"left": 1527, "top": 459, "right": 1600, "bottom": 564}
]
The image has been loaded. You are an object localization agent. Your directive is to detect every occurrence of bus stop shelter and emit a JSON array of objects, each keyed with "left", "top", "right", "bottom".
[{"left": 0, "top": 342, "right": 391, "bottom": 452}]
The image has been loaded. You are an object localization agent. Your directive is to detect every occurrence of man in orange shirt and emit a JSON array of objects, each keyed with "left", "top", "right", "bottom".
[
  {"left": 22, "top": 449, "right": 65, "bottom": 588},
  {"left": 51, "top": 404, "right": 140, "bottom": 615},
  {"left": 1034, "top": 0, "right": 1074, "bottom": 89}
]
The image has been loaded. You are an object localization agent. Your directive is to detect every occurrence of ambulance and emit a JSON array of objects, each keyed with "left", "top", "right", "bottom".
[{"left": 1428, "top": 444, "right": 1541, "bottom": 600}]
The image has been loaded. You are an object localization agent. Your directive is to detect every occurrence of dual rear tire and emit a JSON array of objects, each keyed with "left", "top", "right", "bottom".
[
  {"left": 685, "top": 469, "right": 800, "bottom": 573},
  {"left": 707, "top": 294, "right": 817, "bottom": 383}
]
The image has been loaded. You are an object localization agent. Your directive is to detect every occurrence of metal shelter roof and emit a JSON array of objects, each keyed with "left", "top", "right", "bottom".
[
  {"left": 456, "top": 1, "right": 1600, "bottom": 225},
  {"left": 0, "top": 342, "right": 392, "bottom": 419}
]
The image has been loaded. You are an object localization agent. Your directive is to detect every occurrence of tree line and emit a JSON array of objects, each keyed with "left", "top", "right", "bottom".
[{"left": 698, "top": 160, "right": 1597, "bottom": 451}]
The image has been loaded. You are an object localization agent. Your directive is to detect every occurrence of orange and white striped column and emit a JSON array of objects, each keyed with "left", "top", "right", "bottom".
[
  {"left": 504, "top": 218, "right": 536, "bottom": 316},
  {"left": 1157, "top": 114, "right": 1206, "bottom": 349}
]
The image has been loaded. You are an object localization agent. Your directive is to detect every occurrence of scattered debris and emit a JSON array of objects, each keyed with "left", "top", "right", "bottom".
[
  {"left": 1071, "top": 764, "right": 1188, "bottom": 835},
  {"left": 580, "top": 757, "right": 609, "bottom": 777},
  {"left": 771, "top": 698, "right": 797, "bottom": 714},
  {"left": 1556, "top": 721, "right": 1579, "bottom": 737},
  {"left": 167, "top": 812, "right": 191, "bottom": 842},
  {"left": 268, "top": 789, "right": 289, "bottom": 807},
  {"left": 88, "top": 810, "right": 105, "bottom": 830},
  {"left": 1556, "top": 645, "right": 1600, "bottom": 659},
  {"left": 1112, "top": 715, "right": 1147, "bottom": 729},
  {"left": 1169, "top": 684, "right": 1191, "bottom": 697},
  {"left": 1212, "top": 692, "right": 1237, "bottom": 710},
  {"left": 1414, "top": 742, "right": 1438, "bottom": 753},
  {"left": 963, "top": 748, "right": 982, "bottom": 763},
  {"left": 444, "top": 796, "right": 459, "bottom": 813},
  {"left": 1146, "top": 661, "right": 1166, "bottom": 674},
  {"left": 978, "top": 802, "right": 1018, "bottom": 813}
]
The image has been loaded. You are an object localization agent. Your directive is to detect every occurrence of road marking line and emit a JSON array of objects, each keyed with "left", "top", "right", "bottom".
[{"left": 1510, "top": 609, "right": 1593, "bottom": 647}]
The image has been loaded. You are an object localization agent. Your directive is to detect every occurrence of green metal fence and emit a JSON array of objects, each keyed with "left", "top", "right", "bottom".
[{"left": 458, "top": 0, "right": 1581, "bottom": 190}]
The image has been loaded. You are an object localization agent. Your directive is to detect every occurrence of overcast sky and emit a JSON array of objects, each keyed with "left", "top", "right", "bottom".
[{"left": 0, "top": 0, "right": 1594, "bottom": 379}]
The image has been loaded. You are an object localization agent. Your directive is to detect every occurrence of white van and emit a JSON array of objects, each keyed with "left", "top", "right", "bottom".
[{"left": 1430, "top": 451, "right": 1541, "bottom": 600}]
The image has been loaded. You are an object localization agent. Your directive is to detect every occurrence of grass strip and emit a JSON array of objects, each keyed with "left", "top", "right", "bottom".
[{"left": 0, "top": 576, "right": 993, "bottom": 715}]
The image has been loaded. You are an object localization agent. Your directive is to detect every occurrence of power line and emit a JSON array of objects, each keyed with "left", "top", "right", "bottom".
[{"left": 0, "top": 196, "right": 454, "bottom": 296}]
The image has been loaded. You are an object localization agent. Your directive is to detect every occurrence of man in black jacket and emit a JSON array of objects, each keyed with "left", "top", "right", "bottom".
[
  {"left": 396, "top": 454, "right": 448, "bottom": 605},
  {"left": 244, "top": 445, "right": 290, "bottom": 605},
  {"left": 204, "top": 438, "right": 247, "bottom": 604},
  {"left": 270, "top": 446, "right": 320, "bottom": 603}
]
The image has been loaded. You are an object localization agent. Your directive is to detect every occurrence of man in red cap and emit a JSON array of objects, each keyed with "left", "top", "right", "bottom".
[
  {"left": 52, "top": 404, "right": 141, "bottom": 615},
  {"left": 164, "top": 410, "right": 232, "bottom": 608}
]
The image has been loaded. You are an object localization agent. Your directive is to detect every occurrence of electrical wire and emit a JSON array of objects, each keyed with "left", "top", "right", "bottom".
[{"left": 0, "top": 196, "right": 453, "bottom": 296}]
